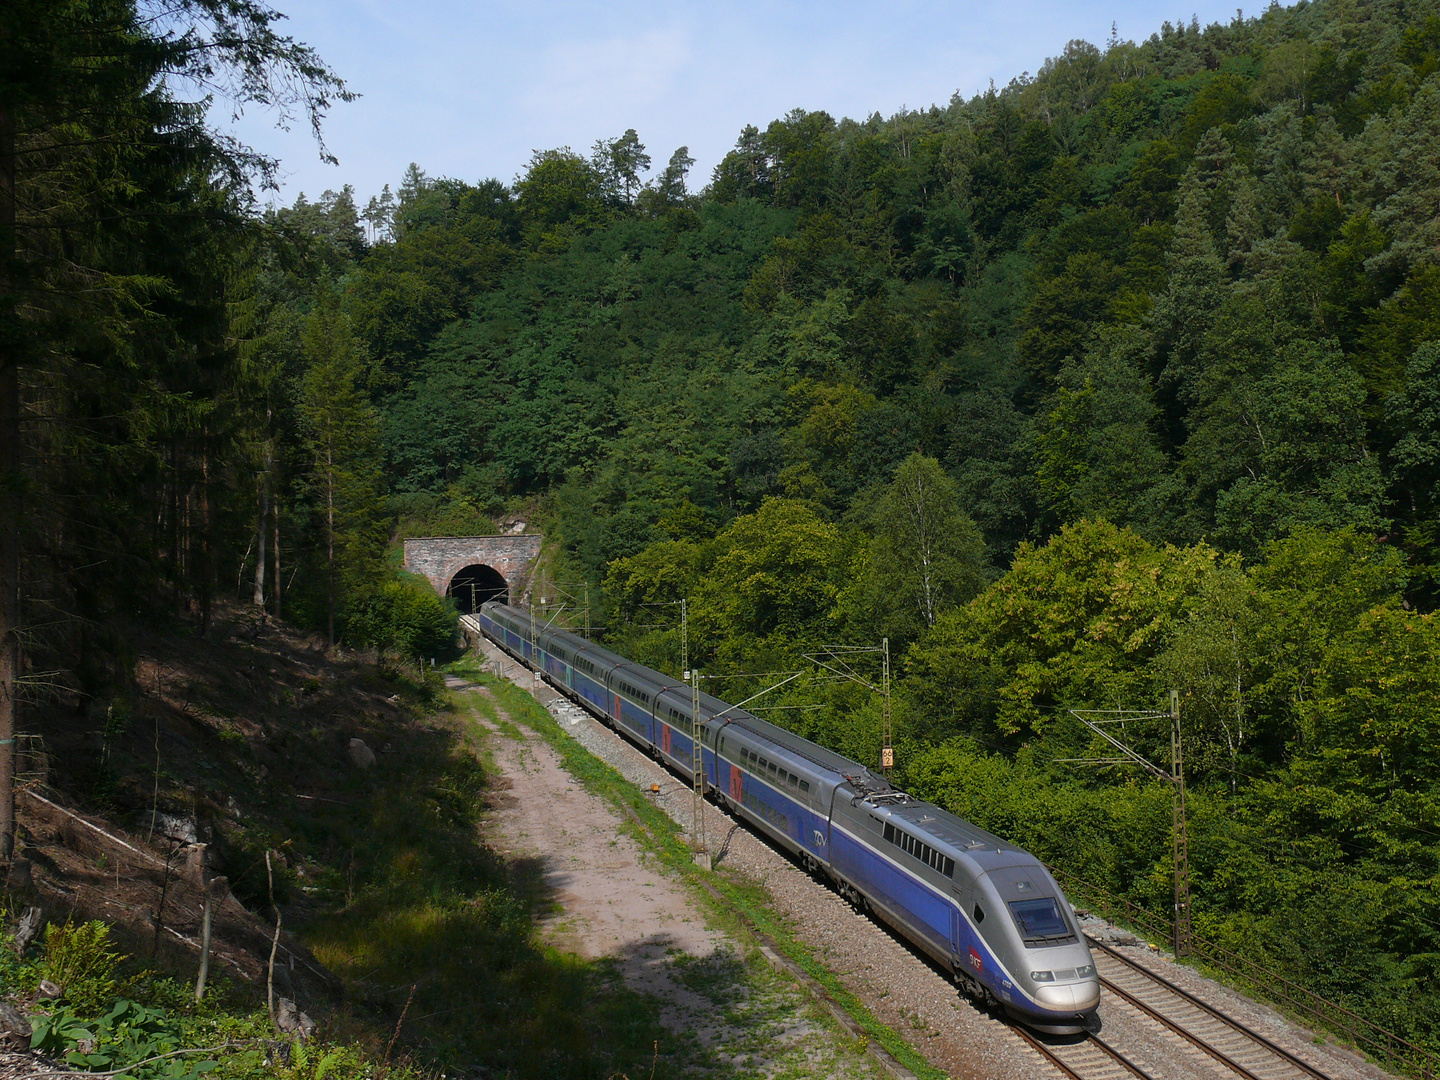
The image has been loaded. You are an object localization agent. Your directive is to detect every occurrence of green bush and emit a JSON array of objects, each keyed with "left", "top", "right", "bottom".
[
  {"left": 347, "top": 571, "right": 460, "bottom": 666},
  {"left": 44, "top": 920, "right": 121, "bottom": 1013}
]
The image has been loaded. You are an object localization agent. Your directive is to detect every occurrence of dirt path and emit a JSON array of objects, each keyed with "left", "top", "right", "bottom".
[
  {"left": 450, "top": 674, "right": 886, "bottom": 1079},
  {"left": 465, "top": 682, "right": 721, "bottom": 1017}
]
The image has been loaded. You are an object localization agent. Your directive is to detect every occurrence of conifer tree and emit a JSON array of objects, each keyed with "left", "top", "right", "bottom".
[
  {"left": 1151, "top": 178, "right": 1230, "bottom": 409},
  {"left": 297, "top": 293, "right": 382, "bottom": 644},
  {"left": 0, "top": 0, "right": 348, "bottom": 861}
]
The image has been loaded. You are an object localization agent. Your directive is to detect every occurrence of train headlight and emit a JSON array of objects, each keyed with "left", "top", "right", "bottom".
[
  {"left": 1029, "top": 970, "right": 1055, "bottom": 982},
  {"left": 1076, "top": 964, "right": 1096, "bottom": 978}
]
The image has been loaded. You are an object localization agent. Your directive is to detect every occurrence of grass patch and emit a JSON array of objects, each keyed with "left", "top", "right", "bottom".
[{"left": 464, "top": 660, "right": 948, "bottom": 1080}]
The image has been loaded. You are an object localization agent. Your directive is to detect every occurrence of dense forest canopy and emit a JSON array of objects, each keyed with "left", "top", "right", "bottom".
[{"left": 8, "top": 0, "right": 1440, "bottom": 1062}]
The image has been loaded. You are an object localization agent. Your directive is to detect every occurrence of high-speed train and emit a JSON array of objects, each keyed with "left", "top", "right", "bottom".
[{"left": 477, "top": 600, "right": 1100, "bottom": 1033}]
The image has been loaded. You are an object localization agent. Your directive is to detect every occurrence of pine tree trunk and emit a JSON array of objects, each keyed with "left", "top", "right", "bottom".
[
  {"left": 0, "top": 355, "right": 18, "bottom": 864},
  {"left": 170, "top": 448, "right": 181, "bottom": 613},
  {"left": 253, "top": 446, "right": 269, "bottom": 608},
  {"left": 0, "top": 98, "right": 19, "bottom": 862},
  {"left": 326, "top": 445, "right": 335, "bottom": 646},
  {"left": 272, "top": 499, "right": 281, "bottom": 621},
  {"left": 199, "top": 443, "right": 211, "bottom": 637}
]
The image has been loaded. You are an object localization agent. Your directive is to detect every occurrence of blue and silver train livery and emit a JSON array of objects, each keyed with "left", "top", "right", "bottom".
[{"left": 477, "top": 600, "right": 1100, "bottom": 1034}]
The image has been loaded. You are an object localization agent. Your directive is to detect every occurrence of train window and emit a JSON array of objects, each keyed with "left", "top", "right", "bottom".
[
  {"left": 1008, "top": 898, "right": 1073, "bottom": 946},
  {"left": 974, "top": 905, "right": 985, "bottom": 924},
  {"left": 788, "top": 774, "right": 799, "bottom": 789},
  {"left": 758, "top": 757, "right": 768, "bottom": 770},
  {"left": 767, "top": 763, "right": 778, "bottom": 776},
  {"left": 883, "top": 822, "right": 954, "bottom": 879},
  {"left": 742, "top": 789, "right": 789, "bottom": 833},
  {"left": 800, "top": 780, "right": 811, "bottom": 793}
]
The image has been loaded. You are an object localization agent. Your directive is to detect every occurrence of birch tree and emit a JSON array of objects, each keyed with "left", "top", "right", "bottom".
[{"left": 866, "top": 454, "right": 985, "bottom": 647}]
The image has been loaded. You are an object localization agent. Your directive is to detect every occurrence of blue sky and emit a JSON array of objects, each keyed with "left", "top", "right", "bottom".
[{"left": 230, "top": 1, "right": 1251, "bottom": 209}]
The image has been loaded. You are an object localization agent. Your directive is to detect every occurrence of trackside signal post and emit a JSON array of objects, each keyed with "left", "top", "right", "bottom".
[
  {"left": 690, "top": 668, "right": 709, "bottom": 869},
  {"left": 1064, "top": 692, "right": 1191, "bottom": 959},
  {"left": 882, "top": 638, "right": 892, "bottom": 776},
  {"left": 1170, "top": 691, "right": 1192, "bottom": 957}
]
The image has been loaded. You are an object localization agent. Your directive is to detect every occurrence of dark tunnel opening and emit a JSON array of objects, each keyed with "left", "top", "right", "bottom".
[{"left": 447, "top": 564, "right": 509, "bottom": 614}]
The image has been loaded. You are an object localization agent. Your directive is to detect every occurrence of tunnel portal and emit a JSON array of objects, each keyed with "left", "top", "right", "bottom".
[
  {"left": 403, "top": 535, "right": 541, "bottom": 611},
  {"left": 447, "top": 564, "right": 509, "bottom": 614}
]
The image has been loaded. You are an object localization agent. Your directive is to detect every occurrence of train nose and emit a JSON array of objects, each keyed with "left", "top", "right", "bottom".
[{"left": 1034, "top": 979, "right": 1101, "bottom": 1011}]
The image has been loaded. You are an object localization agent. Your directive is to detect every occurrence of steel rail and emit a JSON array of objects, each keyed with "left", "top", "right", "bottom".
[
  {"left": 1088, "top": 1032, "right": 1159, "bottom": 1080},
  {"left": 1010, "top": 1024, "right": 1157, "bottom": 1080},
  {"left": 1088, "top": 936, "right": 1336, "bottom": 1080},
  {"left": 1009, "top": 1024, "right": 1086, "bottom": 1080},
  {"left": 1056, "top": 865, "right": 1439, "bottom": 1080},
  {"left": 1097, "top": 971, "right": 1269, "bottom": 1080}
]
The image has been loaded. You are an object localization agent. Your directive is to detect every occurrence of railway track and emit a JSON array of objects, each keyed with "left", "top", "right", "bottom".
[
  {"left": 1012, "top": 1025, "right": 1156, "bottom": 1080},
  {"left": 1088, "top": 936, "right": 1337, "bottom": 1080},
  {"left": 474, "top": 625, "right": 1355, "bottom": 1080}
]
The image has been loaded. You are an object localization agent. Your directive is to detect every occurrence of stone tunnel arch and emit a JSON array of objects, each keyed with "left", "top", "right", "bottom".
[
  {"left": 403, "top": 535, "right": 541, "bottom": 611},
  {"left": 447, "top": 564, "right": 509, "bottom": 613}
]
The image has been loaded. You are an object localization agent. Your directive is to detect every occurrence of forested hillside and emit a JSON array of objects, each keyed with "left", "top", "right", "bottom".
[{"left": 8, "top": 0, "right": 1440, "bottom": 1064}]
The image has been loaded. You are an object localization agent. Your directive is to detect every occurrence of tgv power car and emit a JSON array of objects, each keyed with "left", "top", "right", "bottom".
[{"left": 478, "top": 600, "right": 1100, "bottom": 1033}]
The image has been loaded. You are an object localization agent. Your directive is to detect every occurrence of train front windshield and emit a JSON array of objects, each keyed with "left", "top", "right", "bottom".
[{"left": 1009, "top": 898, "right": 1069, "bottom": 941}]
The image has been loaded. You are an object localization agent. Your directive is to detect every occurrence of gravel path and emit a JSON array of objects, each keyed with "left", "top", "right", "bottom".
[
  {"left": 471, "top": 636, "right": 1406, "bottom": 1080},
  {"left": 466, "top": 691, "right": 723, "bottom": 1019}
]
